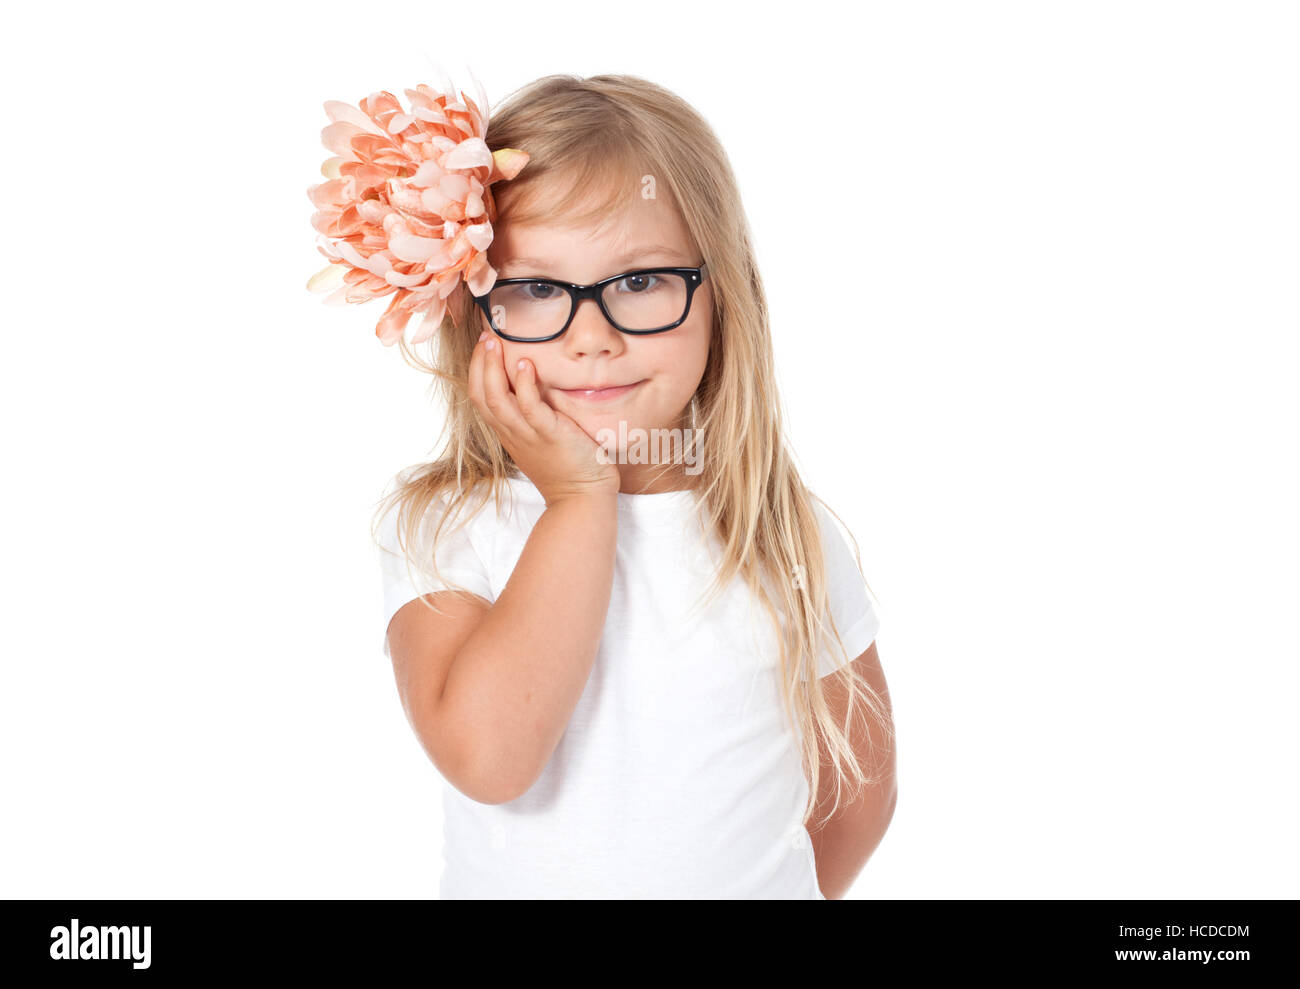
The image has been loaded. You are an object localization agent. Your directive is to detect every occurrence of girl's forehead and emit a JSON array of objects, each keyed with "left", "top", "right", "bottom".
[
  {"left": 497, "top": 157, "right": 653, "bottom": 216},
  {"left": 495, "top": 199, "right": 694, "bottom": 261},
  {"left": 493, "top": 229, "right": 696, "bottom": 281}
]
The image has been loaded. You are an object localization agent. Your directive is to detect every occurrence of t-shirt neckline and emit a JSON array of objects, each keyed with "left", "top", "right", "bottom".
[{"left": 503, "top": 474, "right": 698, "bottom": 516}]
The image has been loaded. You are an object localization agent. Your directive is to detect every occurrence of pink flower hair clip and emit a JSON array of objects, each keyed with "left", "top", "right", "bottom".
[{"left": 306, "top": 75, "right": 529, "bottom": 346}]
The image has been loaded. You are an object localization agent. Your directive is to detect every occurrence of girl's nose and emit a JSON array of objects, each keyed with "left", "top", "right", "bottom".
[{"left": 563, "top": 297, "right": 624, "bottom": 356}]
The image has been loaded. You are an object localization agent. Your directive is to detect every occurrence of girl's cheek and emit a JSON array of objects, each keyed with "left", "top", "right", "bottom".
[{"left": 501, "top": 345, "right": 519, "bottom": 389}]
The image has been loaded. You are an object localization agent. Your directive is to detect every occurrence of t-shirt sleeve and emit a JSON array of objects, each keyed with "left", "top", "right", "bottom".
[
  {"left": 376, "top": 495, "right": 494, "bottom": 657},
  {"left": 810, "top": 500, "right": 881, "bottom": 678}
]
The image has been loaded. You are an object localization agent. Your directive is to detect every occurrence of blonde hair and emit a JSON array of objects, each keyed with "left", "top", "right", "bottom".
[{"left": 372, "top": 73, "right": 892, "bottom": 831}]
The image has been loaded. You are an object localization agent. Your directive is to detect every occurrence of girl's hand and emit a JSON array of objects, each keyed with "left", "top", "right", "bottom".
[{"left": 468, "top": 330, "right": 622, "bottom": 505}]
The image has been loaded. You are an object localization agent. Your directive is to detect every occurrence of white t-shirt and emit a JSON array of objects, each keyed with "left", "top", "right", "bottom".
[{"left": 376, "top": 474, "right": 881, "bottom": 899}]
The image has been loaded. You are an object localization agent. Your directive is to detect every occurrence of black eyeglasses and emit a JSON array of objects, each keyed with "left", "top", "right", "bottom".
[{"left": 474, "top": 264, "right": 709, "bottom": 343}]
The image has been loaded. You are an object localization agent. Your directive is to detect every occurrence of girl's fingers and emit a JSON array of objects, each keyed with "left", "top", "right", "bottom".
[
  {"left": 512, "top": 357, "right": 558, "bottom": 432},
  {"left": 478, "top": 331, "right": 534, "bottom": 439}
]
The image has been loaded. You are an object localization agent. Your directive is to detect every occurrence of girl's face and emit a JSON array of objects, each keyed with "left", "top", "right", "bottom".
[{"left": 482, "top": 194, "right": 712, "bottom": 474}]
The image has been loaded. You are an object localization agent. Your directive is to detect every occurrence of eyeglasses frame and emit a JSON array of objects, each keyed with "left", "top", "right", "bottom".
[{"left": 474, "top": 263, "right": 710, "bottom": 343}]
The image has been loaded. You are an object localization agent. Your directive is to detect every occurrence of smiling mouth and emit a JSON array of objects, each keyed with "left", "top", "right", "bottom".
[{"left": 557, "top": 380, "right": 646, "bottom": 401}]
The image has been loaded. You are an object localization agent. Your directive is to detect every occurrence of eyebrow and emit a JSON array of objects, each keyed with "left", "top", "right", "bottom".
[{"left": 498, "top": 246, "right": 689, "bottom": 278}]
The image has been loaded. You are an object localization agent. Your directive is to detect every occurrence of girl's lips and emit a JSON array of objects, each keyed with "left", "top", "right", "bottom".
[{"left": 557, "top": 379, "right": 645, "bottom": 402}]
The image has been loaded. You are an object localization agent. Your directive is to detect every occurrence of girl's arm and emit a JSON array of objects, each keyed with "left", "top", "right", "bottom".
[
  {"left": 435, "top": 489, "right": 618, "bottom": 803},
  {"left": 807, "top": 641, "right": 898, "bottom": 898},
  {"left": 402, "top": 329, "right": 621, "bottom": 804}
]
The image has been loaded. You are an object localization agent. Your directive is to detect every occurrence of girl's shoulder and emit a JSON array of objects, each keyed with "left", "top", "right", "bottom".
[
  {"left": 805, "top": 491, "right": 870, "bottom": 585},
  {"left": 806, "top": 490, "right": 854, "bottom": 540},
  {"left": 380, "top": 471, "right": 547, "bottom": 555}
]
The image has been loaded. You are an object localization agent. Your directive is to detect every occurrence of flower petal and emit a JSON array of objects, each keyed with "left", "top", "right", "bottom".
[
  {"left": 489, "top": 147, "right": 530, "bottom": 182},
  {"left": 406, "top": 296, "right": 447, "bottom": 345},
  {"left": 375, "top": 292, "right": 412, "bottom": 345},
  {"left": 438, "top": 173, "right": 471, "bottom": 201},
  {"left": 465, "top": 253, "right": 497, "bottom": 296},
  {"left": 409, "top": 158, "right": 447, "bottom": 188},
  {"left": 307, "top": 264, "right": 346, "bottom": 294},
  {"left": 464, "top": 222, "right": 493, "bottom": 252},
  {"left": 323, "top": 100, "right": 386, "bottom": 134},
  {"left": 443, "top": 136, "right": 492, "bottom": 171},
  {"left": 321, "top": 120, "right": 371, "bottom": 159}
]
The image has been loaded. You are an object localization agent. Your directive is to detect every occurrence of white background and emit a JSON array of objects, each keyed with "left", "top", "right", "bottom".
[{"left": 2, "top": 0, "right": 1295, "bottom": 898}]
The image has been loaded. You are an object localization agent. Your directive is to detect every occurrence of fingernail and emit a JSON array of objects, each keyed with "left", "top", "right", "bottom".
[
  {"left": 485, "top": 339, "right": 495, "bottom": 350},
  {"left": 516, "top": 359, "right": 527, "bottom": 372},
  {"left": 478, "top": 330, "right": 489, "bottom": 342}
]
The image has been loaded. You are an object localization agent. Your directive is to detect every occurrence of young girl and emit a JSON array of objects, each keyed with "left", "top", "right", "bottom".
[{"left": 361, "top": 74, "right": 896, "bottom": 898}]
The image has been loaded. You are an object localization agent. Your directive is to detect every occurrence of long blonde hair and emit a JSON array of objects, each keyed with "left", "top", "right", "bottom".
[{"left": 372, "top": 73, "right": 892, "bottom": 830}]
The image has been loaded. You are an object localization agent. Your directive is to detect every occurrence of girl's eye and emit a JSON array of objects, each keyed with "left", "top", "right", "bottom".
[
  {"left": 615, "top": 273, "right": 661, "bottom": 294},
  {"left": 524, "top": 282, "right": 560, "bottom": 301}
]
